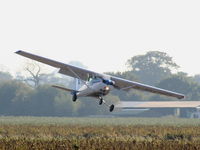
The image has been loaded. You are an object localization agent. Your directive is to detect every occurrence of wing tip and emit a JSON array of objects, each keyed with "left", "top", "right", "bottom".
[
  {"left": 178, "top": 95, "right": 185, "bottom": 99},
  {"left": 15, "top": 50, "right": 23, "bottom": 54}
]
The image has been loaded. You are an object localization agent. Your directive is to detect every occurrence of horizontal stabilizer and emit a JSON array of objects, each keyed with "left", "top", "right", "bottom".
[{"left": 52, "top": 85, "right": 78, "bottom": 93}]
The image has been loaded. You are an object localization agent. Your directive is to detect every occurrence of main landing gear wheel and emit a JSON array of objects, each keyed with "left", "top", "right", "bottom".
[
  {"left": 98, "top": 96, "right": 114, "bottom": 112},
  {"left": 109, "top": 104, "right": 114, "bottom": 112},
  {"left": 72, "top": 94, "right": 77, "bottom": 102}
]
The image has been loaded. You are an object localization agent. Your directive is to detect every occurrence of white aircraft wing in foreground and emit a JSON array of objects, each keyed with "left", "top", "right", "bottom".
[{"left": 15, "top": 50, "right": 185, "bottom": 112}]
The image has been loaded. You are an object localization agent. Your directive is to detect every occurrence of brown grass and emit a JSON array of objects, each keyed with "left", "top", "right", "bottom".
[{"left": 0, "top": 124, "right": 200, "bottom": 150}]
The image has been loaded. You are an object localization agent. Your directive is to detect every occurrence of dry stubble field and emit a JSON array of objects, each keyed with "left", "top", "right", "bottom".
[{"left": 0, "top": 117, "right": 200, "bottom": 150}]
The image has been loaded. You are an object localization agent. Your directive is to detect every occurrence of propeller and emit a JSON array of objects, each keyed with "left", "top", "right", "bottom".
[{"left": 102, "top": 79, "right": 115, "bottom": 85}]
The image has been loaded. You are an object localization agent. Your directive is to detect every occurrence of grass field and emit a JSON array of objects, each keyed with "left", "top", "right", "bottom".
[
  {"left": 0, "top": 116, "right": 200, "bottom": 150},
  {"left": 1, "top": 116, "right": 200, "bottom": 126}
]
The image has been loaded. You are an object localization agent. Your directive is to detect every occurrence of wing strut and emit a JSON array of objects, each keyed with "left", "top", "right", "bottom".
[
  {"left": 66, "top": 66, "right": 87, "bottom": 86},
  {"left": 61, "top": 67, "right": 94, "bottom": 91}
]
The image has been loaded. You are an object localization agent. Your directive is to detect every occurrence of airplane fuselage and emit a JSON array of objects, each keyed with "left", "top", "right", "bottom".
[{"left": 77, "top": 79, "right": 113, "bottom": 98}]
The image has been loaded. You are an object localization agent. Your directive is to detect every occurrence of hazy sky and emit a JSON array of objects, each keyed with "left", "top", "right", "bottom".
[{"left": 0, "top": 0, "right": 200, "bottom": 75}]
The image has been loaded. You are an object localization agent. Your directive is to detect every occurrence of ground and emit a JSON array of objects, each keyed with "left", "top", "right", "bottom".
[{"left": 0, "top": 116, "right": 200, "bottom": 150}]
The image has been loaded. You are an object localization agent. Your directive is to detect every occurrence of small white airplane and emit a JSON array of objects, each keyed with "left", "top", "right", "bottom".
[{"left": 15, "top": 50, "right": 185, "bottom": 112}]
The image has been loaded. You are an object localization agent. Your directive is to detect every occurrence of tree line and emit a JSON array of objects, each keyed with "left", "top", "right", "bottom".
[{"left": 1, "top": 51, "right": 200, "bottom": 116}]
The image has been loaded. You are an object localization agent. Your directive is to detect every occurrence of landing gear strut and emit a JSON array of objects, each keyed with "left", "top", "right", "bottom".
[
  {"left": 98, "top": 96, "right": 114, "bottom": 112},
  {"left": 99, "top": 96, "right": 103, "bottom": 105},
  {"left": 72, "top": 94, "right": 77, "bottom": 102}
]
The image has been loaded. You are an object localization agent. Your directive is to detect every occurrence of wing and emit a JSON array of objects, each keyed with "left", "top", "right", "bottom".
[
  {"left": 111, "top": 76, "right": 185, "bottom": 99},
  {"left": 15, "top": 50, "right": 101, "bottom": 81}
]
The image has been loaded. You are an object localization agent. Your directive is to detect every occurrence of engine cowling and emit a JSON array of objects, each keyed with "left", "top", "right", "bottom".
[
  {"left": 102, "top": 79, "right": 115, "bottom": 85},
  {"left": 101, "top": 86, "right": 110, "bottom": 95}
]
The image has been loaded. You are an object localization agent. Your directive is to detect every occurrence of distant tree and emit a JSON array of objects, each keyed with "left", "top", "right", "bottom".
[
  {"left": 193, "top": 74, "right": 200, "bottom": 84},
  {"left": 0, "top": 71, "right": 12, "bottom": 81},
  {"left": 17, "top": 61, "right": 54, "bottom": 88},
  {"left": 9, "top": 81, "right": 33, "bottom": 115},
  {"left": 177, "top": 71, "right": 188, "bottom": 77},
  {"left": 23, "top": 61, "right": 45, "bottom": 87},
  {"left": 0, "top": 80, "right": 31, "bottom": 115},
  {"left": 54, "top": 89, "right": 81, "bottom": 116},
  {"left": 39, "top": 71, "right": 71, "bottom": 86},
  {"left": 28, "top": 85, "right": 58, "bottom": 116},
  {"left": 151, "top": 75, "right": 200, "bottom": 101},
  {"left": 0, "top": 81, "right": 17, "bottom": 114},
  {"left": 127, "top": 51, "right": 179, "bottom": 85}
]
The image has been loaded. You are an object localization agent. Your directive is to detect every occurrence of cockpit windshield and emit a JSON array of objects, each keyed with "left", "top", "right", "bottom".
[{"left": 87, "top": 77, "right": 102, "bottom": 85}]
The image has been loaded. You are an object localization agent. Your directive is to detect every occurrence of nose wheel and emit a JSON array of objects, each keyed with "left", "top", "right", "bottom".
[
  {"left": 98, "top": 96, "right": 114, "bottom": 112},
  {"left": 99, "top": 96, "right": 104, "bottom": 105}
]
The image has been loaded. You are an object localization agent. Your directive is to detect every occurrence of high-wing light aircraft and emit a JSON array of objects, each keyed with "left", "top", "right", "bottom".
[{"left": 15, "top": 50, "right": 185, "bottom": 112}]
